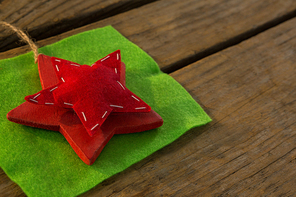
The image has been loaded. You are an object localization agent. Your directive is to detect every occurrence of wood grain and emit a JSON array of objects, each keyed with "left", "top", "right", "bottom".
[
  {"left": 0, "top": 169, "right": 25, "bottom": 197},
  {"left": 1, "top": 0, "right": 296, "bottom": 72},
  {"left": 0, "top": 0, "right": 156, "bottom": 52},
  {"left": 83, "top": 17, "right": 296, "bottom": 196},
  {"left": 1, "top": 0, "right": 296, "bottom": 196}
]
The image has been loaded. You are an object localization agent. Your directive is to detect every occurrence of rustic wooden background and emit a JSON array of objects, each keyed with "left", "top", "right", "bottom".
[{"left": 1, "top": 0, "right": 296, "bottom": 196}]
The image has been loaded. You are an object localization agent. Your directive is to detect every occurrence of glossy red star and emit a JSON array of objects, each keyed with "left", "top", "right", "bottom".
[{"left": 7, "top": 51, "right": 163, "bottom": 165}]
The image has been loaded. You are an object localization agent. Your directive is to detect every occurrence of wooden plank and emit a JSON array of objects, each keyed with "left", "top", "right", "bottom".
[
  {"left": 78, "top": 17, "right": 296, "bottom": 196},
  {"left": 1, "top": 0, "right": 296, "bottom": 72},
  {"left": 4, "top": 15, "right": 296, "bottom": 197},
  {"left": 0, "top": 0, "right": 156, "bottom": 52},
  {"left": 0, "top": 169, "right": 25, "bottom": 197},
  {"left": 1, "top": 0, "right": 296, "bottom": 196}
]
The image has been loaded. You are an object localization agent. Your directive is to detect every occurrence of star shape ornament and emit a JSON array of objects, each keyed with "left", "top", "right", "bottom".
[
  {"left": 25, "top": 50, "right": 152, "bottom": 137},
  {"left": 7, "top": 50, "right": 163, "bottom": 165}
]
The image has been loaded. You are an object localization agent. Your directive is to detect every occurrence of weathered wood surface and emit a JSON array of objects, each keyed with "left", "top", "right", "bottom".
[
  {"left": 79, "top": 17, "right": 296, "bottom": 196},
  {"left": 1, "top": 0, "right": 296, "bottom": 72},
  {"left": 1, "top": 0, "right": 296, "bottom": 196},
  {"left": 0, "top": 0, "right": 156, "bottom": 52}
]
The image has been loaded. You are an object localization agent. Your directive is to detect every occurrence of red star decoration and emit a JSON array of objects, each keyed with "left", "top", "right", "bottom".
[
  {"left": 25, "top": 50, "right": 152, "bottom": 137},
  {"left": 7, "top": 51, "right": 163, "bottom": 165}
]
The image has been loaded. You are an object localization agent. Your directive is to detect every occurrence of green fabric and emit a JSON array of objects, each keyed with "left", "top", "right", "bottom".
[{"left": 0, "top": 26, "right": 211, "bottom": 197}]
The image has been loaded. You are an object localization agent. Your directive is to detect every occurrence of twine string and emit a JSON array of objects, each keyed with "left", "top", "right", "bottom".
[{"left": 0, "top": 21, "right": 39, "bottom": 63}]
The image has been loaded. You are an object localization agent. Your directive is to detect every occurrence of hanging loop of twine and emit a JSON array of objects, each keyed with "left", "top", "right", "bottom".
[{"left": 0, "top": 21, "right": 39, "bottom": 63}]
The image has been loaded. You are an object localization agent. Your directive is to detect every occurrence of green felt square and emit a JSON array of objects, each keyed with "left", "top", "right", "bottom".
[{"left": 0, "top": 26, "right": 211, "bottom": 197}]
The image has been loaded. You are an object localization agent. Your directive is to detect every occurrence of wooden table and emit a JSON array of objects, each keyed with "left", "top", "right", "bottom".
[{"left": 1, "top": 0, "right": 296, "bottom": 196}]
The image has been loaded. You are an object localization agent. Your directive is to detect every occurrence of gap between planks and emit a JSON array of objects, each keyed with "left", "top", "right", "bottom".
[
  {"left": 0, "top": 0, "right": 158, "bottom": 52},
  {"left": 166, "top": 7, "right": 296, "bottom": 74},
  {"left": 1, "top": 0, "right": 296, "bottom": 75}
]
